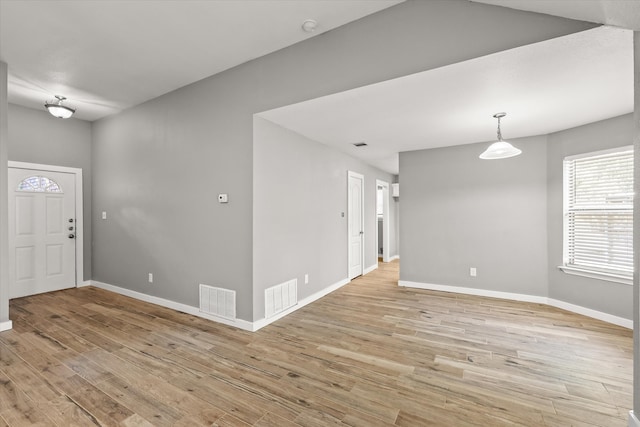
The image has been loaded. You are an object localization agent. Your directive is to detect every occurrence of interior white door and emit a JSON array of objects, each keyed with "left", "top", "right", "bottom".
[
  {"left": 8, "top": 168, "right": 77, "bottom": 298},
  {"left": 348, "top": 171, "right": 364, "bottom": 279}
]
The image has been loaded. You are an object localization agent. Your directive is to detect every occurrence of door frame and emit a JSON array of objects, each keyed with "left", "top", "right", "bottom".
[
  {"left": 376, "top": 179, "right": 390, "bottom": 263},
  {"left": 8, "top": 161, "right": 84, "bottom": 288},
  {"left": 348, "top": 171, "right": 364, "bottom": 279}
]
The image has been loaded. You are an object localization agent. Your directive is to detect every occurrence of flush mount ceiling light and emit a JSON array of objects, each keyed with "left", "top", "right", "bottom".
[
  {"left": 301, "top": 19, "right": 317, "bottom": 33},
  {"left": 479, "top": 112, "right": 522, "bottom": 160},
  {"left": 44, "top": 95, "right": 76, "bottom": 119}
]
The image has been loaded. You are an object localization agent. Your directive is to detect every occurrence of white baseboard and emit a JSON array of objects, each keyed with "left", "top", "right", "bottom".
[
  {"left": 364, "top": 264, "right": 378, "bottom": 275},
  {"left": 548, "top": 298, "right": 632, "bottom": 329},
  {"left": 90, "top": 280, "right": 254, "bottom": 332},
  {"left": 398, "top": 280, "right": 632, "bottom": 329},
  {"left": 398, "top": 280, "right": 547, "bottom": 304},
  {"left": 0, "top": 320, "right": 13, "bottom": 332},
  {"left": 90, "top": 277, "right": 353, "bottom": 333},
  {"left": 629, "top": 411, "right": 640, "bottom": 427},
  {"left": 388, "top": 255, "right": 400, "bottom": 261},
  {"left": 252, "top": 277, "right": 350, "bottom": 331},
  {"left": 77, "top": 280, "right": 91, "bottom": 288}
]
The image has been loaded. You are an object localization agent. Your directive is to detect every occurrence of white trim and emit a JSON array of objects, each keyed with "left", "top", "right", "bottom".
[
  {"left": 348, "top": 171, "right": 365, "bottom": 280},
  {"left": 629, "top": 411, "right": 640, "bottom": 427},
  {"left": 8, "top": 161, "right": 84, "bottom": 288},
  {"left": 0, "top": 320, "right": 12, "bottom": 332},
  {"left": 399, "top": 280, "right": 547, "bottom": 304},
  {"left": 548, "top": 298, "right": 632, "bottom": 329},
  {"left": 564, "top": 145, "right": 633, "bottom": 161},
  {"left": 558, "top": 265, "right": 632, "bottom": 286},
  {"left": 253, "top": 277, "right": 351, "bottom": 331},
  {"left": 364, "top": 264, "right": 378, "bottom": 275},
  {"left": 398, "top": 280, "right": 631, "bottom": 329},
  {"left": 90, "top": 280, "right": 254, "bottom": 331},
  {"left": 388, "top": 255, "right": 400, "bottom": 261},
  {"left": 90, "top": 277, "right": 353, "bottom": 333},
  {"left": 78, "top": 280, "right": 92, "bottom": 288}
]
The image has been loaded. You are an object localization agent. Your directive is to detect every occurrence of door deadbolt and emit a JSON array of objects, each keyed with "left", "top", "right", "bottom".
[
  {"left": 68, "top": 226, "right": 74, "bottom": 231},
  {"left": 68, "top": 218, "right": 74, "bottom": 223}
]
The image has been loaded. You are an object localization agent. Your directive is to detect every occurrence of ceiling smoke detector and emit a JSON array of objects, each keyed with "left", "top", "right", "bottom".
[{"left": 301, "top": 19, "right": 317, "bottom": 33}]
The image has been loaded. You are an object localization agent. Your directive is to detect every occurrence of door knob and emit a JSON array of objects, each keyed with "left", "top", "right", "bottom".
[{"left": 68, "top": 234, "right": 75, "bottom": 239}]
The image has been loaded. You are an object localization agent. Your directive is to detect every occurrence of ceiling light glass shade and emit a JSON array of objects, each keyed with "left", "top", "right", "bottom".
[
  {"left": 45, "top": 95, "right": 76, "bottom": 119},
  {"left": 479, "top": 140, "right": 522, "bottom": 159},
  {"left": 479, "top": 112, "right": 521, "bottom": 160}
]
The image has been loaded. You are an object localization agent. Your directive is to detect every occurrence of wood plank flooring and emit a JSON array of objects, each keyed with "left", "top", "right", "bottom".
[{"left": 0, "top": 260, "right": 633, "bottom": 426}]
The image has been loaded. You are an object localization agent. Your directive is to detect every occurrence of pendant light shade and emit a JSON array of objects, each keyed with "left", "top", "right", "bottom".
[
  {"left": 479, "top": 112, "right": 521, "bottom": 160},
  {"left": 45, "top": 95, "right": 76, "bottom": 119}
]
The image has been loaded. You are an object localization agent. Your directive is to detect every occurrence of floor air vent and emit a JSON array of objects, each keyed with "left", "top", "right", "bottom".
[
  {"left": 265, "top": 279, "right": 297, "bottom": 319},
  {"left": 199, "top": 284, "right": 236, "bottom": 320}
]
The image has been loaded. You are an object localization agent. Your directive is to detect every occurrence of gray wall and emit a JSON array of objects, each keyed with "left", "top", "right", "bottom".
[
  {"left": 253, "top": 117, "right": 396, "bottom": 321},
  {"left": 400, "top": 114, "right": 635, "bottom": 322},
  {"left": 0, "top": 62, "right": 9, "bottom": 325},
  {"left": 548, "top": 114, "right": 634, "bottom": 319},
  {"left": 400, "top": 135, "right": 549, "bottom": 296},
  {"left": 89, "top": 0, "right": 593, "bottom": 322},
  {"left": 8, "top": 104, "right": 92, "bottom": 280}
]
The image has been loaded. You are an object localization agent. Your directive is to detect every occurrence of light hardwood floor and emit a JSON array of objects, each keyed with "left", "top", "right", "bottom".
[{"left": 0, "top": 260, "right": 633, "bottom": 426}]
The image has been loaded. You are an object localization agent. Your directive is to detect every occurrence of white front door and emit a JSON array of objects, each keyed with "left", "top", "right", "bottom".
[
  {"left": 348, "top": 171, "right": 364, "bottom": 279},
  {"left": 8, "top": 168, "right": 77, "bottom": 298}
]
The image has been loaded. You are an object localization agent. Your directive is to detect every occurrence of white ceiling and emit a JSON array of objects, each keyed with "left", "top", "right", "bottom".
[
  {"left": 259, "top": 25, "right": 633, "bottom": 174},
  {"left": 0, "top": 0, "right": 402, "bottom": 121},
  {"left": 471, "top": 0, "right": 640, "bottom": 30},
  {"left": 1, "top": 0, "right": 637, "bottom": 176}
]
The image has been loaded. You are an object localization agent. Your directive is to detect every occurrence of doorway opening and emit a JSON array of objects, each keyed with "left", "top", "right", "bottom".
[{"left": 376, "top": 180, "right": 390, "bottom": 263}]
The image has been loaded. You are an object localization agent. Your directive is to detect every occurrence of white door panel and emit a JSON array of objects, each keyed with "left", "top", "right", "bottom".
[
  {"left": 15, "top": 247, "right": 35, "bottom": 281},
  {"left": 348, "top": 171, "right": 364, "bottom": 279},
  {"left": 8, "top": 168, "right": 76, "bottom": 298}
]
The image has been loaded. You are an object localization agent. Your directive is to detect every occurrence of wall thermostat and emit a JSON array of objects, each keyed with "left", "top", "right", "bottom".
[{"left": 218, "top": 193, "right": 228, "bottom": 203}]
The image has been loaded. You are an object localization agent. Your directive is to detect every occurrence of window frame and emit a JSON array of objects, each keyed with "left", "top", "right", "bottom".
[{"left": 559, "top": 146, "right": 633, "bottom": 286}]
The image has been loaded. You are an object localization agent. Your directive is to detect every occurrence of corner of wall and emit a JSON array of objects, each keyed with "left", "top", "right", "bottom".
[{"left": 0, "top": 61, "right": 9, "bottom": 327}]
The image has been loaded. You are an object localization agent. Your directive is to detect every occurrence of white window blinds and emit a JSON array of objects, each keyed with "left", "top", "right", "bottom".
[{"left": 563, "top": 147, "right": 633, "bottom": 280}]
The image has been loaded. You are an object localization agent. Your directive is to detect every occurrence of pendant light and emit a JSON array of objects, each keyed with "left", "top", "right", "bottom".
[
  {"left": 45, "top": 95, "right": 76, "bottom": 119},
  {"left": 479, "top": 112, "right": 521, "bottom": 160}
]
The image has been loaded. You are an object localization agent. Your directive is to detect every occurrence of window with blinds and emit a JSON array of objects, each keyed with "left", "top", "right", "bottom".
[{"left": 563, "top": 146, "right": 633, "bottom": 282}]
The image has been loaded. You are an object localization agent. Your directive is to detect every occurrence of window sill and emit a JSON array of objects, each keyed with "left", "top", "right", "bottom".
[{"left": 558, "top": 266, "right": 632, "bottom": 286}]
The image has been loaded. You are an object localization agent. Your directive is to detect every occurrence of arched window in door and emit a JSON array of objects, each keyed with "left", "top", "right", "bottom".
[{"left": 16, "top": 175, "right": 63, "bottom": 193}]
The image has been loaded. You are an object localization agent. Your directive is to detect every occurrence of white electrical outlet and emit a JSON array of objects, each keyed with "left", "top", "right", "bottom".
[
  {"left": 304, "top": 274, "right": 309, "bottom": 284},
  {"left": 470, "top": 267, "right": 477, "bottom": 277},
  {"left": 102, "top": 211, "right": 107, "bottom": 220},
  {"left": 148, "top": 273, "right": 153, "bottom": 283}
]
